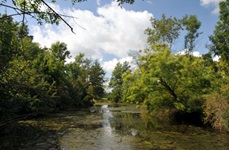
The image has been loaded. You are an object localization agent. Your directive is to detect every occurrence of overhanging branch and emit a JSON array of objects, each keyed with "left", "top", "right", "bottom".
[
  {"left": 0, "top": 2, "right": 79, "bottom": 33},
  {"left": 40, "top": 0, "right": 75, "bottom": 33}
]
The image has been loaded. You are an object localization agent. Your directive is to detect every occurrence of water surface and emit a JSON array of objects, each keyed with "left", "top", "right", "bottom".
[{"left": 1, "top": 103, "right": 229, "bottom": 149}]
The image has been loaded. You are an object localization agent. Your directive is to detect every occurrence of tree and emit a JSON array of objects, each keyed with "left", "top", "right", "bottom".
[
  {"left": 145, "top": 14, "right": 181, "bottom": 49},
  {"left": 109, "top": 61, "right": 130, "bottom": 102},
  {"left": 145, "top": 14, "right": 202, "bottom": 54},
  {"left": 89, "top": 60, "right": 105, "bottom": 100},
  {"left": 206, "top": 2, "right": 229, "bottom": 130},
  {"left": 46, "top": 42, "right": 69, "bottom": 107},
  {"left": 144, "top": 47, "right": 214, "bottom": 112},
  {"left": 122, "top": 68, "right": 146, "bottom": 104},
  {"left": 0, "top": 22, "right": 58, "bottom": 119},
  {"left": 50, "top": 42, "right": 71, "bottom": 62},
  {"left": 66, "top": 53, "right": 94, "bottom": 107},
  {"left": 0, "top": 14, "right": 19, "bottom": 73},
  {"left": 181, "top": 15, "right": 202, "bottom": 53},
  {"left": 209, "top": 0, "right": 229, "bottom": 63},
  {"left": 0, "top": 16, "right": 106, "bottom": 122},
  {"left": 123, "top": 14, "right": 216, "bottom": 117}
]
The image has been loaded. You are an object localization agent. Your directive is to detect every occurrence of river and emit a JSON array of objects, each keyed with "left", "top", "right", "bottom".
[{"left": 1, "top": 103, "right": 229, "bottom": 149}]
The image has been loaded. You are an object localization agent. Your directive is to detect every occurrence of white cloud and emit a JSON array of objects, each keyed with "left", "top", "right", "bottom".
[
  {"left": 102, "top": 58, "right": 119, "bottom": 75},
  {"left": 101, "top": 56, "right": 133, "bottom": 91},
  {"left": 213, "top": 55, "right": 220, "bottom": 61},
  {"left": 177, "top": 50, "right": 201, "bottom": 57},
  {"left": 200, "top": 0, "right": 224, "bottom": 14},
  {"left": 192, "top": 51, "right": 202, "bottom": 57},
  {"left": 200, "top": 0, "right": 222, "bottom": 6},
  {"left": 102, "top": 56, "right": 133, "bottom": 78},
  {"left": 31, "top": 2, "right": 153, "bottom": 61}
]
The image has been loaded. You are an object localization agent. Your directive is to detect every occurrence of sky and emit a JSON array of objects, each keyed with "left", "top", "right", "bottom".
[{"left": 1, "top": 0, "right": 223, "bottom": 78}]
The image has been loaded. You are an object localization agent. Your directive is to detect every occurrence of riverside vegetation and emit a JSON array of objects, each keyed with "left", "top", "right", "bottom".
[
  {"left": 1, "top": 0, "right": 229, "bottom": 149},
  {"left": 109, "top": 1, "right": 229, "bottom": 131}
]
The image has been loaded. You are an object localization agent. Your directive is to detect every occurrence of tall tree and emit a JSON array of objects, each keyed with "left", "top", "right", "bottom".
[
  {"left": 109, "top": 61, "right": 130, "bottom": 102},
  {"left": 43, "top": 42, "right": 72, "bottom": 109},
  {"left": 209, "top": 0, "right": 229, "bottom": 62},
  {"left": 123, "top": 14, "right": 215, "bottom": 115},
  {"left": 89, "top": 60, "right": 105, "bottom": 100},
  {"left": 50, "top": 42, "right": 70, "bottom": 62},
  {"left": 0, "top": 15, "right": 19, "bottom": 73},
  {"left": 0, "top": 22, "right": 57, "bottom": 119},
  {"left": 145, "top": 14, "right": 181, "bottom": 49},
  {"left": 182, "top": 15, "right": 202, "bottom": 54},
  {"left": 66, "top": 53, "right": 93, "bottom": 107}
]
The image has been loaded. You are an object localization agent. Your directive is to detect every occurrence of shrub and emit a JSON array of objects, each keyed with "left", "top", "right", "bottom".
[{"left": 203, "top": 93, "right": 229, "bottom": 131}]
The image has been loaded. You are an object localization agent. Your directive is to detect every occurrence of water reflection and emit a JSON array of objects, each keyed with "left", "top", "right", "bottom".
[
  {"left": 131, "top": 128, "right": 138, "bottom": 136},
  {"left": 108, "top": 111, "right": 143, "bottom": 137},
  {"left": 101, "top": 105, "right": 113, "bottom": 136},
  {"left": 105, "top": 104, "right": 229, "bottom": 149},
  {"left": 99, "top": 105, "right": 116, "bottom": 149}
]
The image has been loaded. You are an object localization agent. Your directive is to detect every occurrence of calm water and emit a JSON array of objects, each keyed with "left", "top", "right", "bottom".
[{"left": 1, "top": 103, "right": 229, "bottom": 149}]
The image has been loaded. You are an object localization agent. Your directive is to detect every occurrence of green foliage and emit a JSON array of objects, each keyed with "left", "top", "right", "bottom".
[
  {"left": 66, "top": 53, "right": 92, "bottom": 107},
  {"left": 109, "top": 61, "right": 130, "bottom": 102},
  {"left": 145, "top": 14, "right": 202, "bottom": 53},
  {"left": 122, "top": 14, "right": 218, "bottom": 127},
  {"left": 3, "top": 58, "right": 56, "bottom": 113},
  {"left": 209, "top": 0, "right": 229, "bottom": 62},
  {"left": 145, "top": 14, "right": 181, "bottom": 48},
  {"left": 0, "top": 14, "right": 19, "bottom": 72},
  {"left": 50, "top": 42, "right": 71, "bottom": 61},
  {"left": 66, "top": 54, "right": 106, "bottom": 106},
  {"left": 0, "top": 16, "right": 106, "bottom": 121},
  {"left": 202, "top": 2, "right": 229, "bottom": 131},
  {"left": 181, "top": 15, "right": 202, "bottom": 53},
  {"left": 122, "top": 69, "right": 146, "bottom": 104},
  {"left": 89, "top": 60, "right": 106, "bottom": 100},
  {"left": 203, "top": 93, "right": 229, "bottom": 131},
  {"left": 205, "top": 2, "right": 229, "bottom": 129},
  {"left": 0, "top": 25, "right": 58, "bottom": 118},
  {"left": 138, "top": 46, "right": 214, "bottom": 113}
]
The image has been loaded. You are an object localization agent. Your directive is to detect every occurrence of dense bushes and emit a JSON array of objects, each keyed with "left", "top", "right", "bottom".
[{"left": 203, "top": 94, "right": 229, "bottom": 131}]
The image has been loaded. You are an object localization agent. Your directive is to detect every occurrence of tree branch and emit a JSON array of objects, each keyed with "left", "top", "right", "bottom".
[
  {"left": 159, "top": 77, "right": 177, "bottom": 100},
  {"left": 40, "top": 0, "right": 75, "bottom": 33},
  {"left": 0, "top": 2, "right": 79, "bottom": 33}
]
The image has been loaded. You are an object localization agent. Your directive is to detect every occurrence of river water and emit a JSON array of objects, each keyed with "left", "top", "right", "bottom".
[{"left": 1, "top": 103, "right": 229, "bottom": 149}]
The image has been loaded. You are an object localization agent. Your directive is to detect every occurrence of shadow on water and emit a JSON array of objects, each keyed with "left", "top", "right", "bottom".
[{"left": 1, "top": 103, "right": 229, "bottom": 149}]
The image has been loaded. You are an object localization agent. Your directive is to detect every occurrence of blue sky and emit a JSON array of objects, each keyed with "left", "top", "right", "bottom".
[
  {"left": 0, "top": 0, "right": 222, "bottom": 77},
  {"left": 124, "top": 0, "right": 219, "bottom": 54}
]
